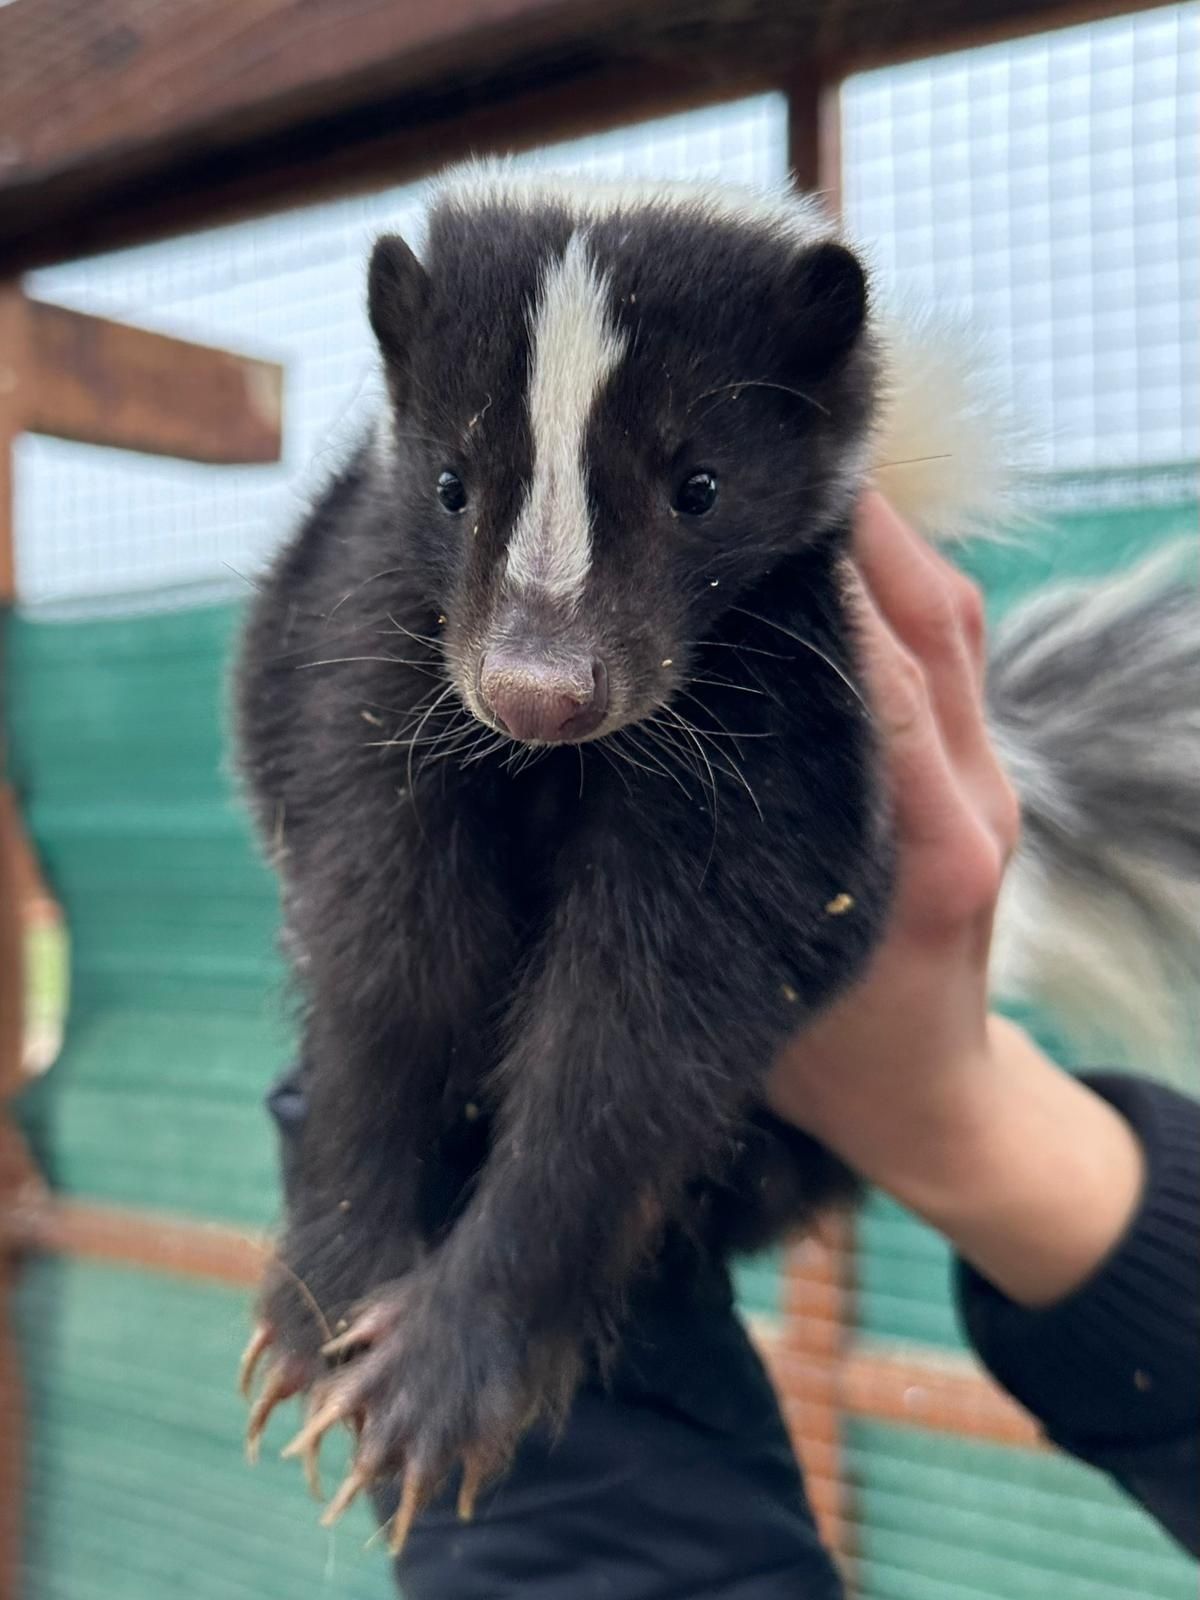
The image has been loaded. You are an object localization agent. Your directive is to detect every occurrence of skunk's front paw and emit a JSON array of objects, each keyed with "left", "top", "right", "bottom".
[
  {"left": 280, "top": 1272, "right": 579, "bottom": 1552},
  {"left": 239, "top": 1321, "right": 326, "bottom": 1479}
]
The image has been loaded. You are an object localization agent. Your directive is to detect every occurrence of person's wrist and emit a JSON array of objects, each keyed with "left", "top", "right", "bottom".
[
  {"left": 872, "top": 1017, "right": 1146, "bottom": 1306},
  {"left": 769, "top": 966, "right": 1001, "bottom": 1206},
  {"left": 820, "top": 1029, "right": 1006, "bottom": 1218},
  {"left": 871, "top": 1017, "right": 1038, "bottom": 1226},
  {"left": 774, "top": 1010, "right": 1146, "bottom": 1307}
]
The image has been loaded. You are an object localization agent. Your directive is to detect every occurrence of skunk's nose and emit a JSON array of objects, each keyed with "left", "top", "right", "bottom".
[{"left": 479, "top": 652, "right": 608, "bottom": 743}]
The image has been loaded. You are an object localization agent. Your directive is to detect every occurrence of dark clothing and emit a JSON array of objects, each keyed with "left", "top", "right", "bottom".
[
  {"left": 267, "top": 1071, "right": 1199, "bottom": 1596},
  {"left": 959, "top": 1073, "right": 1200, "bottom": 1558},
  {"left": 393, "top": 1245, "right": 845, "bottom": 1600}
]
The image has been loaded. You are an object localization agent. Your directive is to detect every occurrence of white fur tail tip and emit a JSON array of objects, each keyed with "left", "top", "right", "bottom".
[{"left": 873, "top": 315, "right": 1025, "bottom": 544}]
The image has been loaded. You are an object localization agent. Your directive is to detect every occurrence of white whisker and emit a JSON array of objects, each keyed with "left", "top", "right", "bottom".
[{"left": 732, "top": 608, "right": 869, "bottom": 714}]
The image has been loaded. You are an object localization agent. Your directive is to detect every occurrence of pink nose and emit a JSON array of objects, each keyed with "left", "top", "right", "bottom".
[{"left": 479, "top": 653, "right": 608, "bottom": 743}]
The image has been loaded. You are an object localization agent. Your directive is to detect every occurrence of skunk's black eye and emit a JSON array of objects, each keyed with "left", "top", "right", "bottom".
[
  {"left": 437, "top": 470, "right": 467, "bottom": 514},
  {"left": 673, "top": 470, "right": 718, "bottom": 517}
]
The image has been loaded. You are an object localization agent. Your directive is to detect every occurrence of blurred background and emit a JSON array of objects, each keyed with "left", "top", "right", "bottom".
[{"left": 0, "top": 1, "right": 1196, "bottom": 1596}]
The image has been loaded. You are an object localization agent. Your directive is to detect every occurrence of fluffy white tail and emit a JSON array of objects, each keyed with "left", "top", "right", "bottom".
[{"left": 871, "top": 314, "right": 1019, "bottom": 542}]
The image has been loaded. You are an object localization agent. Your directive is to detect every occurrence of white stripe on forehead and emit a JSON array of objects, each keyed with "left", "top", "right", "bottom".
[{"left": 505, "top": 232, "right": 627, "bottom": 604}]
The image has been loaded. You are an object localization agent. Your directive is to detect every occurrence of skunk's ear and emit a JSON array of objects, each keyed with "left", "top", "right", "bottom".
[
  {"left": 788, "top": 241, "right": 868, "bottom": 375},
  {"left": 368, "top": 234, "right": 430, "bottom": 372}
]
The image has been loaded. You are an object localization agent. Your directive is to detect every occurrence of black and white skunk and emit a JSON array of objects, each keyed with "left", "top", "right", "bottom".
[{"left": 235, "top": 168, "right": 1200, "bottom": 1545}]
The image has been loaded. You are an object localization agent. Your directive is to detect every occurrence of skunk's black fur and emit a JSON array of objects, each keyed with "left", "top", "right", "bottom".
[
  {"left": 238, "top": 181, "right": 893, "bottom": 1500},
  {"left": 235, "top": 174, "right": 1199, "bottom": 1521}
]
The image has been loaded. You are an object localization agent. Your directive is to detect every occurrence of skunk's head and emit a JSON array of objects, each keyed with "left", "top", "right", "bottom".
[{"left": 370, "top": 170, "right": 877, "bottom": 744}]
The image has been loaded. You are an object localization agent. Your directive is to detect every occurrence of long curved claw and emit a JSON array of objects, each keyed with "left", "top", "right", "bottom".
[
  {"left": 321, "top": 1464, "right": 371, "bottom": 1527},
  {"left": 238, "top": 1323, "right": 272, "bottom": 1399},
  {"left": 280, "top": 1394, "right": 347, "bottom": 1501},
  {"left": 281, "top": 1396, "right": 346, "bottom": 1462},
  {"left": 388, "top": 1464, "right": 430, "bottom": 1557},
  {"left": 301, "top": 1392, "right": 333, "bottom": 1501},
  {"left": 456, "top": 1450, "right": 488, "bottom": 1522},
  {"left": 245, "top": 1358, "right": 306, "bottom": 1464}
]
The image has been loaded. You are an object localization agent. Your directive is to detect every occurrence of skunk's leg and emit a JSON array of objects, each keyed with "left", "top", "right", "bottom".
[{"left": 287, "top": 836, "right": 836, "bottom": 1549}]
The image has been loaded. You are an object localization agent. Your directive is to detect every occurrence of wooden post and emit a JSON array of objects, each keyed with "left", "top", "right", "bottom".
[
  {"left": 779, "top": 1221, "right": 854, "bottom": 1561},
  {"left": 786, "top": 70, "right": 843, "bottom": 207}
]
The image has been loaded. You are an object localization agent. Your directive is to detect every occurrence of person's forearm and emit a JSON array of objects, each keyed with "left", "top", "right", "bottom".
[{"left": 776, "top": 1015, "right": 1146, "bottom": 1307}]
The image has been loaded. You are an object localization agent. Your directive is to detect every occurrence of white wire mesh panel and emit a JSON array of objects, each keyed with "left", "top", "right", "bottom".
[
  {"left": 14, "top": 95, "right": 787, "bottom": 612},
  {"left": 842, "top": 2, "right": 1199, "bottom": 477}
]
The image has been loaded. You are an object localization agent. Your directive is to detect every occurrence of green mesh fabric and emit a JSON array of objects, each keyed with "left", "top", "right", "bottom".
[
  {"left": 15, "top": 1258, "right": 385, "bottom": 1599},
  {"left": 7, "top": 602, "right": 290, "bottom": 1227},
  {"left": 845, "top": 1422, "right": 1196, "bottom": 1600}
]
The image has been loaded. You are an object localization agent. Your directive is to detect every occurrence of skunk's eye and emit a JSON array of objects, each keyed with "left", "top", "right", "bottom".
[
  {"left": 437, "top": 470, "right": 467, "bottom": 514},
  {"left": 673, "top": 470, "right": 718, "bottom": 517}
]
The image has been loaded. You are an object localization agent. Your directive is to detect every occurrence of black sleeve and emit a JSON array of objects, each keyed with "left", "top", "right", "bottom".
[
  {"left": 266, "top": 1066, "right": 846, "bottom": 1600},
  {"left": 389, "top": 1242, "right": 847, "bottom": 1600},
  {"left": 956, "top": 1072, "right": 1200, "bottom": 1556}
]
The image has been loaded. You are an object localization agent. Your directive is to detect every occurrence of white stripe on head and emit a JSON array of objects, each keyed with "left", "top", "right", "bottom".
[{"left": 505, "top": 232, "right": 627, "bottom": 604}]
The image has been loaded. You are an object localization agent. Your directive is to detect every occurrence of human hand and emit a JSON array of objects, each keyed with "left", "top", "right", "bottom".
[{"left": 768, "top": 493, "right": 1143, "bottom": 1306}]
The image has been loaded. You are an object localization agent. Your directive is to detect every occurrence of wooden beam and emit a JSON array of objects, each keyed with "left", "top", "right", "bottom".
[
  {"left": 762, "top": 1334, "right": 1046, "bottom": 1455},
  {"left": 839, "top": 1345, "right": 1044, "bottom": 1449},
  {"left": 4, "top": 1198, "right": 268, "bottom": 1289},
  {"left": 0, "top": 55, "right": 775, "bottom": 275},
  {"left": 23, "top": 300, "right": 283, "bottom": 465},
  {"left": 779, "top": 1225, "right": 852, "bottom": 1554},
  {"left": 0, "top": 0, "right": 1166, "bottom": 273}
]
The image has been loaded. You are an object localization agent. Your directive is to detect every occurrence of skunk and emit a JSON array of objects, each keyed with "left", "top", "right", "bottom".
[{"left": 235, "top": 168, "right": 1200, "bottom": 1547}]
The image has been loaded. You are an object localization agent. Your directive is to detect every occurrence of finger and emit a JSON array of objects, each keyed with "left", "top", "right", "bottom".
[
  {"left": 848, "top": 569, "right": 970, "bottom": 855},
  {"left": 851, "top": 562, "right": 1019, "bottom": 904},
  {"left": 852, "top": 494, "right": 1018, "bottom": 857},
  {"left": 853, "top": 492, "right": 988, "bottom": 749}
]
